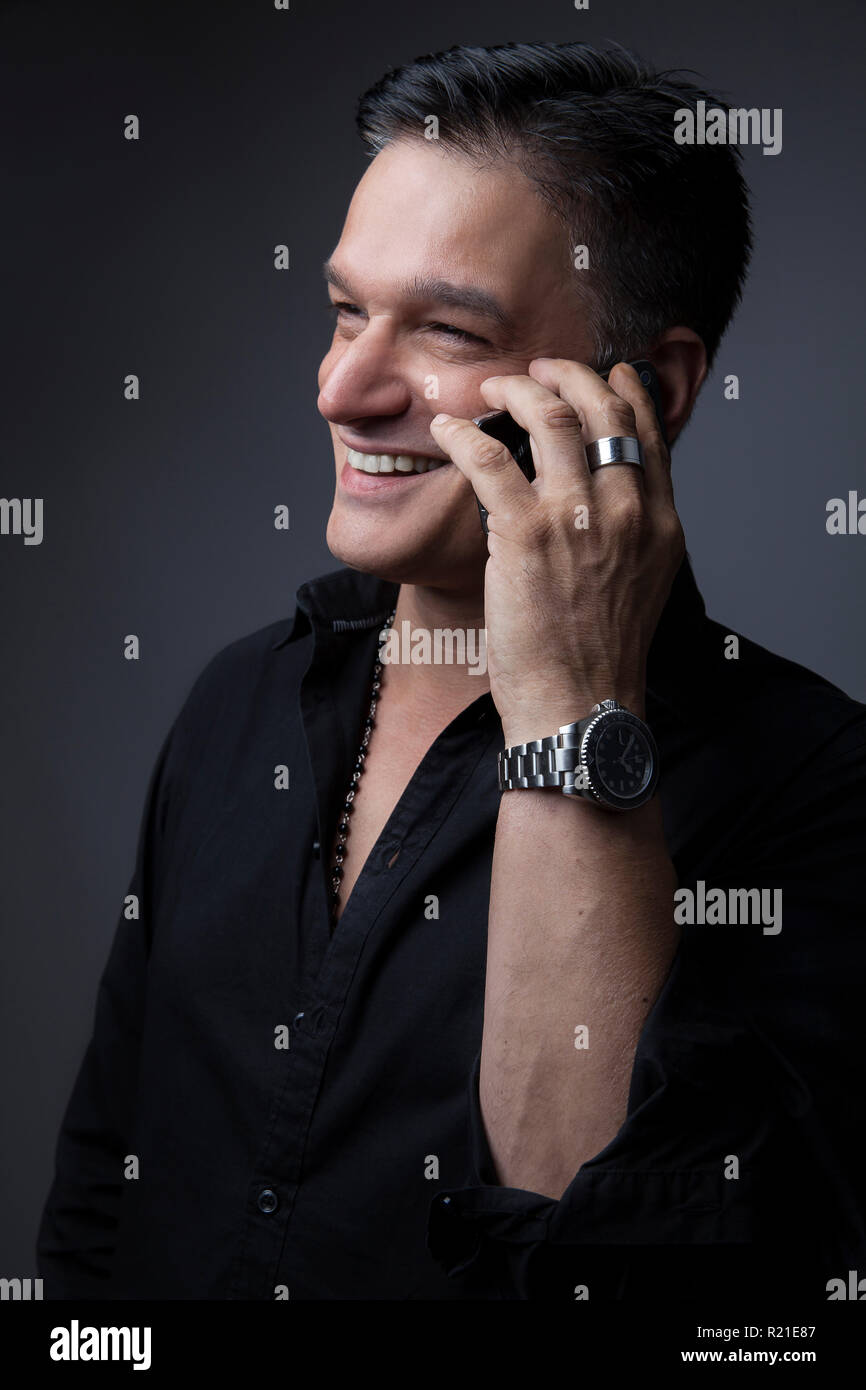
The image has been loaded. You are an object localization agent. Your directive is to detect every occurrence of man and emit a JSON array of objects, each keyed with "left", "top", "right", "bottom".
[{"left": 38, "top": 40, "right": 866, "bottom": 1301}]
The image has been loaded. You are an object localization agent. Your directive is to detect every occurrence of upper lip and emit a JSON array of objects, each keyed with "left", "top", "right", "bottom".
[{"left": 338, "top": 434, "right": 450, "bottom": 462}]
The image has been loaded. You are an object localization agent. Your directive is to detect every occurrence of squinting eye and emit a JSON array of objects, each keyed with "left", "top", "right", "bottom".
[
  {"left": 429, "top": 323, "right": 485, "bottom": 344},
  {"left": 328, "top": 300, "right": 364, "bottom": 318},
  {"left": 326, "top": 303, "right": 485, "bottom": 345}
]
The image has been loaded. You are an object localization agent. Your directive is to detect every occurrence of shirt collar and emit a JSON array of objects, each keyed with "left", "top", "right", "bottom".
[
  {"left": 271, "top": 567, "right": 399, "bottom": 650},
  {"left": 273, "top": 553, "right": 708, "bottom": 710}
]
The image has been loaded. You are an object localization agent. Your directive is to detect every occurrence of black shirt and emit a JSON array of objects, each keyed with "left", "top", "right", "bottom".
[{"left": 37, "top": 555, "right": 866, "bottom": 1300}]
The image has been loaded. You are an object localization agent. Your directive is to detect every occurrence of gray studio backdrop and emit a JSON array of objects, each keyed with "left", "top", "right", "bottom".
[{"left": 2, "top": 0, "right": 864, "bottom": 1277}]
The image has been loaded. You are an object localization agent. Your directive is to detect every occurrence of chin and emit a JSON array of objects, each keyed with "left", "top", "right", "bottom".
[
  {"left": 325, "top": 510, "right": 482, "bottom": 589},
  {"left": 326, "top": 524, "right": 433, "bottom": 585}
]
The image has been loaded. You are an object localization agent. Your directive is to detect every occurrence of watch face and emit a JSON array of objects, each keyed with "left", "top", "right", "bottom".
[{"left": 589, "top": 716, "right": 655, "bottom": 802}]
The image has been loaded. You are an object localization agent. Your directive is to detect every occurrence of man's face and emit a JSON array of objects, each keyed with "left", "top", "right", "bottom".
[{"left": 317, "top": 138, "right": 596, "bottom": 591}]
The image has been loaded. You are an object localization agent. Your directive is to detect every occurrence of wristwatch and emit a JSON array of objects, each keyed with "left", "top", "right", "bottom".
[{"left": 498, "top": 699, "right": 659, "bottom": 811}]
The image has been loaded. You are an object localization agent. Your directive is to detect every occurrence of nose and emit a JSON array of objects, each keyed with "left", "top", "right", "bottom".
[{"left": 317, "top": 321, "right": 412, "bottom": 424}]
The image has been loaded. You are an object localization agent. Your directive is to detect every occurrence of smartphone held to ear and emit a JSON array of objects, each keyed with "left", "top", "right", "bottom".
[{"left": 472, "top": 359, "right": 666, "bottom": 534}]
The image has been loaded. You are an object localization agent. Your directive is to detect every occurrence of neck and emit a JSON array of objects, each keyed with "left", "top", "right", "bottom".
[{"left": 381, "top": 581, "right": 490, "bottom": 718}]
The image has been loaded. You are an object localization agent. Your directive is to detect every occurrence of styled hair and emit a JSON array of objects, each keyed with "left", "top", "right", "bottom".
[{"left": 357, "top": 41, "right": 753, "bottom": 370}]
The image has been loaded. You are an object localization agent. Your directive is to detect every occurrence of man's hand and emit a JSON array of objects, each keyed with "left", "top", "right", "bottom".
[
  {"left": 430, "top": 359, "right": 685, "bottom": 742},
  {"left": 430, "top": 358, "right": 683, "bottom": 1198}
]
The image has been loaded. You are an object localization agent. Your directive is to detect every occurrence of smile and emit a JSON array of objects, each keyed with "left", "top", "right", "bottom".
[{"left": 346, "top": 448, "right": 448, "bottom": 476}]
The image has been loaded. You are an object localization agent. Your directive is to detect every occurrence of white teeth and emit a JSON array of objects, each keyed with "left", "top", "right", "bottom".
[{"left": 347, "top": 447, "right": 444, "bottom": 475}]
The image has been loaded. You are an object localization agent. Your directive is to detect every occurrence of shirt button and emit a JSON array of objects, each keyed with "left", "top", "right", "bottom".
[
  {"left": 293, "top": 1011, "right": 305, "bottom": 1026},
  {"left": 257, "top": 1188, "right": 278, "bottom": 1214},
  {"left": 312, "top": 840, "right": 320, "bottom": 857}
]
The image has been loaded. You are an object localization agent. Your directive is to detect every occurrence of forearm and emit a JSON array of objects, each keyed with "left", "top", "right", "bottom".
[
  {"left": 480, "top": 776, "right": 679, "bottom": 1200},
  {"left": 434, "top": 356, "right": 689, "bottom": 1202}
]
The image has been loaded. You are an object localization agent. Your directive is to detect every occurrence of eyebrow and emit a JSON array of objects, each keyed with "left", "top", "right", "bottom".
[{"left": 322, "top": 260, "right": 515, "bottom": 334}]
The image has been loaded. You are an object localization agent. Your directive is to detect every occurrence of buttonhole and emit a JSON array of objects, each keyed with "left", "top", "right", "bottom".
[{"left": 387, "top": 848, "right": 400, "bottom": 868}]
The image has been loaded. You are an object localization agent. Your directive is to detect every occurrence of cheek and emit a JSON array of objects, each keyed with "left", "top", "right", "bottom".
[{"left": 443, "top": 368, "right": 510, "bottom": 417}]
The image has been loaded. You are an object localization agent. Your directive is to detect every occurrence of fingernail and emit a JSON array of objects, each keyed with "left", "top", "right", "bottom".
[{"left": 430, "top": 413, "right": 451, "bottom": 426}]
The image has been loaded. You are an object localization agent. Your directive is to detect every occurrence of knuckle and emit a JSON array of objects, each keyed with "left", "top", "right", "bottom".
[
  {"left": 609, "top": 493, "right": 645, "bottom": 533},
  {"left": 598, "top": 396, "right": 637, "bottom": 434},
  {"left": 474, "top": 438, "right": 510, "bottom": 470},
  {"left": 663, "top": 510, "right": 686, "bottom": 551},
  {"left": 536, "top": 400, "right": 581, "bottom": 433}
]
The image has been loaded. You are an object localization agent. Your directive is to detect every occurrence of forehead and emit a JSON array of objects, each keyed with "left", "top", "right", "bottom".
[{"left": 333, "top": 139, "right": 571, "bottom": 303}]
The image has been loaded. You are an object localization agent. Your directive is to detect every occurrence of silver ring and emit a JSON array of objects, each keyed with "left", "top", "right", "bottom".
[{"left": 585, "top": 436, "right": 644, "bottom": 472}]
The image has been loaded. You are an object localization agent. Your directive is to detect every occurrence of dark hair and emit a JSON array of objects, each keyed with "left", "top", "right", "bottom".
[{"left": 357, "top": 41, "right": 752, "bottom": 370}]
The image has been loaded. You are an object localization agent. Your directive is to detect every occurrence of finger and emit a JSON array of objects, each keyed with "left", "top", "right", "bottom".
[
  {"left": 605, "top": 362, "right": 673, "bottom": 505},
  {"left": 428, "top": 412, "right": 533, "bottom": 528},
  {"left": 527, "top": 357, "right": 644, "bottom": 502},
  {"left": 528, "top": 357, "right": 627, "bottom": 433},
  {"left": 477, "top": 374, "right": 587, "bottom": 490}
]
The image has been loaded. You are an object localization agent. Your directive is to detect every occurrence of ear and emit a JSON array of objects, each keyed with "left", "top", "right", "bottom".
[{"left": 645, "top": 328, "right": 708, "bottom": 446}]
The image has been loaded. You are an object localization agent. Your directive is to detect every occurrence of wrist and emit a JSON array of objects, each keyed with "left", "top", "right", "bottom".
[{"left": 500, "top": 689, "right": 646, "bottom": 747}]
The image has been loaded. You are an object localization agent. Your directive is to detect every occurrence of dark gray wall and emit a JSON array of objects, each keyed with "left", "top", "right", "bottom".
[{"left": 2, "top": 0, "right": 864, "bottom": 1275}]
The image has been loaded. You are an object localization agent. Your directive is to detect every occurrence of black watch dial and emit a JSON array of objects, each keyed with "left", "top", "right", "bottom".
[{"left": 591, "top": 717, "right": 655, "bottom": 801}]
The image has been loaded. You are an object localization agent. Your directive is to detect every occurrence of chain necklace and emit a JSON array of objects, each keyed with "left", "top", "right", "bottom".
[{"left": 328, "top": 606, "right": 397, "bottom": 927}]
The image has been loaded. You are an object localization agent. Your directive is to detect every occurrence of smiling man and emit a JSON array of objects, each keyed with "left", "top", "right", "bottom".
[{"left": 39, "top": 41, "right": 866, "bottom": 1302}]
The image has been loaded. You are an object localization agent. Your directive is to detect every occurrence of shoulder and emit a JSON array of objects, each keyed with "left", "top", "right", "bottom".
[
  {"left": 699, "top": 615, "right": 866, "bottom": 767},
  {"left": 187, "top": 614, "right": 302, "bottom": 699},
  {"left": 699, "top": 620, "right": 865, "bottom": 906},
  {"left": 158, "top": 612, "right": 311, "bottom": 781},
  {"left": 658, "top": 609, "right": 866, "bottom": 884}
]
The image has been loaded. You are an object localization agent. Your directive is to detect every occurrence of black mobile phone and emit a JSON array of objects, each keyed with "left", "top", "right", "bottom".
[{"left": 472, "top": 359, "right": 667, "bottom": 534}]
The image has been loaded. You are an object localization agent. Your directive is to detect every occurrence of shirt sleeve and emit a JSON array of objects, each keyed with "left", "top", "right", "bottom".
[
  {"left": 36, "top": 718, "right": 180, "bottom": 1299},
  {"left": 427, "top": 715, "right": 866, "bottom": 1301}
]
